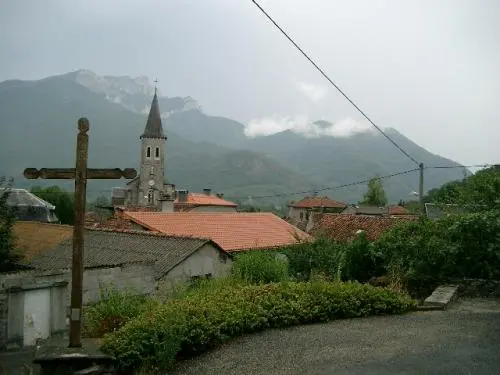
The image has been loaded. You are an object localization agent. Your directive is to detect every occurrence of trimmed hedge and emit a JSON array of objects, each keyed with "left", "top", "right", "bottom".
[{"left": 101, "top": 280, "right": 415, "bottom": 372}]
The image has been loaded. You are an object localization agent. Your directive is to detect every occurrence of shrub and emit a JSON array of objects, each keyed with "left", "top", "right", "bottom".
[
  {"left": 342, "top": 232, "right": 385, "bottom": 282},
  {"left": 101, "top": 280, "right": 415, "bottom": 372},
  {"left": 283, "top": 237, "right": 345, "bottom": 281},
  {"left": 84, "top": 288, "right": 158, "bottom": 338},
  {"left": 231, "top": 251, "right": 289, "bottom": 284},
  {"left": 373, "top": 210, "right": 500, "bottom": 295}
]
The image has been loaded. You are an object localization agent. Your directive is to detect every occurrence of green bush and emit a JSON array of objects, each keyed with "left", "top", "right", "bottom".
[
  {"left": 342, "top": 232, "right": 385, "bottom": 282},
  {"left": 84, "top": 288, "right": 158, "bottom": 338},
  {"left": 283, "top": 237, "right": 345, "bottom": 281},
  {"left": 374, "top": 210, "right": 500, "bottom": 294},
  {"left": 231, "top": 251, "right": 289, "bottom": 283},
  {"left": 101, "top": 280, "right": 415, "bottom": 372},
  {"left": 283, "top": 235, "right": 384, "bottom": 283}
]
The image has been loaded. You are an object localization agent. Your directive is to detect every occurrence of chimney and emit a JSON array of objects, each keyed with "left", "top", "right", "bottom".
[
  {"left": 177, "top": 189, "right": 188, "bottom": 203},
  {"left": 111, "top": 187, "right": 126, "bottom": 206},
  {"left": 216, "top": 192, "right": 224, "bottom": 199},
  {"left": 203, "top": 188, "right": 211, "bottom": 196}
]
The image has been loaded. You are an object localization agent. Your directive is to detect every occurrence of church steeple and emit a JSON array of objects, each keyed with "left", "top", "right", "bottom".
[{"left": 140, "top": 86, "right": 166, "bottom": 140}]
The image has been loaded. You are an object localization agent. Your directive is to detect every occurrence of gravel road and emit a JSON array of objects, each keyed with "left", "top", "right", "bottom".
[{"left": 172, "top": 298, "right": 500, "bottom": 375}]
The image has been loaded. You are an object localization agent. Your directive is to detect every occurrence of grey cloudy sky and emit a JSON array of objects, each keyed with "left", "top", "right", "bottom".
[{"left": 1, "top": 0, "right": 499, "bottom": 166}]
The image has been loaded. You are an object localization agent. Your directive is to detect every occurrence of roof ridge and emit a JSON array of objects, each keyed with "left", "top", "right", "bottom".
[{"left": 85, "top": 227, "right": 211, "bottom": 241}]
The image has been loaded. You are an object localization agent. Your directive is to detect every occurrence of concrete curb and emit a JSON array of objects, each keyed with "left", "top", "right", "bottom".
[{"left": 421, "top": 284, "right": 459, "bottom": 310}]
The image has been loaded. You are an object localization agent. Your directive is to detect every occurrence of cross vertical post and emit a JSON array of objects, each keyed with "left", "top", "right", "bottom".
[
  {"left": 23, "top": 117, "right": 137, "bottom": 348},
  {"left": 69, "top": 118, "right": 89, "bottom": 347}
]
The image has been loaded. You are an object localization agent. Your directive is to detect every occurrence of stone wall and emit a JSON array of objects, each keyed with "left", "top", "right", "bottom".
[
  {"left": 157, "top": 244, "right": 232, "bottom": 295},
  {"left": 78, "top": 263, "right": 156, "bottom": 304},
  {"left": 0, "top": 263, "right": 156, "bottom": 350},
  {"left": 0, "top": 270, "right": 68, "bottom": 350}
]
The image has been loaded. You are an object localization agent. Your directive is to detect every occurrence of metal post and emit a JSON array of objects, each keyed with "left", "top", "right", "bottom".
[
  {"left": 419, "top": 162, "right": 424, "bottom": 216},
  {"left": 69, "top": 118, "right": 89, "bottom": 347}
]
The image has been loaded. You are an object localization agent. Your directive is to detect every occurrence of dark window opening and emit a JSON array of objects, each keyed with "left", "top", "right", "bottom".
[
  {"left": 155, "top": 147, "right": 160, "bottom": 158},
  {"left": 146, "top": 147, "right": 151, "bottom": 158}
]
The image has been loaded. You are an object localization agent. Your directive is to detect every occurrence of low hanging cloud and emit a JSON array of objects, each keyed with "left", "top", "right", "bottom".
[
  {"left": 294, "top": 80, "right": 328, "bottom": 102},
  {"left": 245, "top": 115, "right": 373, "bottom": 138}
]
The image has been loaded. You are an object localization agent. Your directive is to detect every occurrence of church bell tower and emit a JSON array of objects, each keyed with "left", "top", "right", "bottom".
[{"left": 138, "top": 85, "right": 167, "bottom": 207}]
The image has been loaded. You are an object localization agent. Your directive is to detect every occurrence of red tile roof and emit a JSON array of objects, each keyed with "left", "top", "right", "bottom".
[
  {"left": 123, "top": 212, "right": 311, "bottom": 252},
  {"left": 289, "top": 196, "right": 347, "bottom": 209},
  {"left": 174, "top": 193, "right": 237, "bottom": 207},
  {"left": 311, "top": 213, "right": 418, "bottom": 242},
  {"left": 388, "top": 205, "right": 410, "bottom": 215}
]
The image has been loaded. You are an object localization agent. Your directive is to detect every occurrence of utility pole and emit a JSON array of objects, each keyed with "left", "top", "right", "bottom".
[{"left": 419, "top": 162, "right": 425, "bottom": 216}]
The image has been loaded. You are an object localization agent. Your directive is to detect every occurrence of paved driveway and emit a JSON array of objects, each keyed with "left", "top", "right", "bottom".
[{"left": 172, "top": 299, "right": 500, "bottom": 375}]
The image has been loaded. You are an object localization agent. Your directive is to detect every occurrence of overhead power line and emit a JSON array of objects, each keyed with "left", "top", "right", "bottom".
[
  {"left": 229, "top": 168, "right": 420, "bottom": 200},
  {"left": 425, "top": 164, "right": 492, "bottom": 170},
  {"left": 250, "top": 0, "right": 420, "bottom": 166},
  {"left": 7, "top": 164, "right": 495, "bottom": 199}
]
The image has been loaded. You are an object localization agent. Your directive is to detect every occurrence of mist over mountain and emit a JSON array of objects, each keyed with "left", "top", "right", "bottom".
[{"left": 0, "top": 70, "right": 466, "bottom": 204}]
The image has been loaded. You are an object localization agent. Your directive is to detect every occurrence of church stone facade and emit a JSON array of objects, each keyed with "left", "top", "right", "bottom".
[{"left": 124, "top": 89, "right": 175, "bottom": 208}]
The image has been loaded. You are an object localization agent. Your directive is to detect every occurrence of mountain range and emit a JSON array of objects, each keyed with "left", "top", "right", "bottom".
[{"left": 0, "top": 70, "right": 466, "bottom": 206}]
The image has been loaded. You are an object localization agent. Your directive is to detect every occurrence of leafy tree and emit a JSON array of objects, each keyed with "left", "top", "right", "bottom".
[
  {"left": 424, "top": 165, "right": 500, "bottom": 211},
  {"left": 31, "top": 185, "right": 75, "bottom": 225},
  {"left": 359, "top": 177, "right": 388, "bottom": 206},
  {"left": 0, "top": 177, "right": 22, "bottom": 271}
]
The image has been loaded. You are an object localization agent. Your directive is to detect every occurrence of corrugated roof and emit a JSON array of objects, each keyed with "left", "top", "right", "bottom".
[
  {"left": 311, "top": 213, "right": 418, "bottom": 242},
  {"left": 123, "top": 212, "right": 312, "bottom": 252},
  {"left": 289, "top": 196, "right": 346, "bottom": 209},
  {"left": 28, "top": 229, "right": 217, "bottom": 278}
]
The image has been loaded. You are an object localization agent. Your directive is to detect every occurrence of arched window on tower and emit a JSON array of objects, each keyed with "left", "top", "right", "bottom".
[
  {"left": 155, "top": 147, "right": 160, "bottom": 159},
  {"left": 147, "top": 189, "right": 154, "bottom": 204},
  {"left": 146, "top": 147, "right": 151, "bottom": 159}
]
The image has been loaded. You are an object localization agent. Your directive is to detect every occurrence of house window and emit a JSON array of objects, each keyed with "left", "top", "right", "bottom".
[
  {"left": 300, "top": 212, "right": 304, "bottom": 220},
  {"left": 146, "top": 147, "right": 151, "bottom": 159},
  {"left": 155, "top": 147, "right": 160, "bottom": 159}
]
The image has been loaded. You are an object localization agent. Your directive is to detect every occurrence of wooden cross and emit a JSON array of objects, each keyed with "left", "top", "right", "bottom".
[{"left": 23, "top": 118, "right": 137, "bottom": 348}]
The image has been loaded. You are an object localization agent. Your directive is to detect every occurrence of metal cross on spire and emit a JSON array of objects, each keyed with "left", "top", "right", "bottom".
[{"left": 153, "top": 78, "right": 158, "bottom": 95}]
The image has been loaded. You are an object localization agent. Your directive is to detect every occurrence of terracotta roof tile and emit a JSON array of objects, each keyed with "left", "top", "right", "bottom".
[
  {"left": 174, "top": 193, "right": 237, "bottom": 207},
  {"left": 388, "top": 205, "right": 410, "bottom": 215},
  {"left": 311, "top": 213, "right": 418, "bottom": 242},
  {"left": 289, "top": 196, "right": 346, "bottom": 209},
  {"left": 123, "top": 212, "right": 311, "bottom": 252}
]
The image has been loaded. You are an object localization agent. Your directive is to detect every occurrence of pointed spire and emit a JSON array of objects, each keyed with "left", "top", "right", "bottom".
[{"left": 140, "top": 83, "right": 166, "bottom": 139}]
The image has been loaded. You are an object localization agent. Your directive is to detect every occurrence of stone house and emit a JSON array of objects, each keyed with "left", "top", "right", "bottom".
[
  {"left": 1, "top": 227, "right": 231, "bottom": 349},
  {"left": 121, "top": 211, "right": 312, "bottom": 253},
  {"left": 288, "top": 196, "right": 347, "bottom": 221}
]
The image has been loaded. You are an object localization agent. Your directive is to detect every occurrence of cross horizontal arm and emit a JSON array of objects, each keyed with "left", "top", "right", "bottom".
[{"left": 23, "top": 168, "right": 137, "bottom": 180}]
